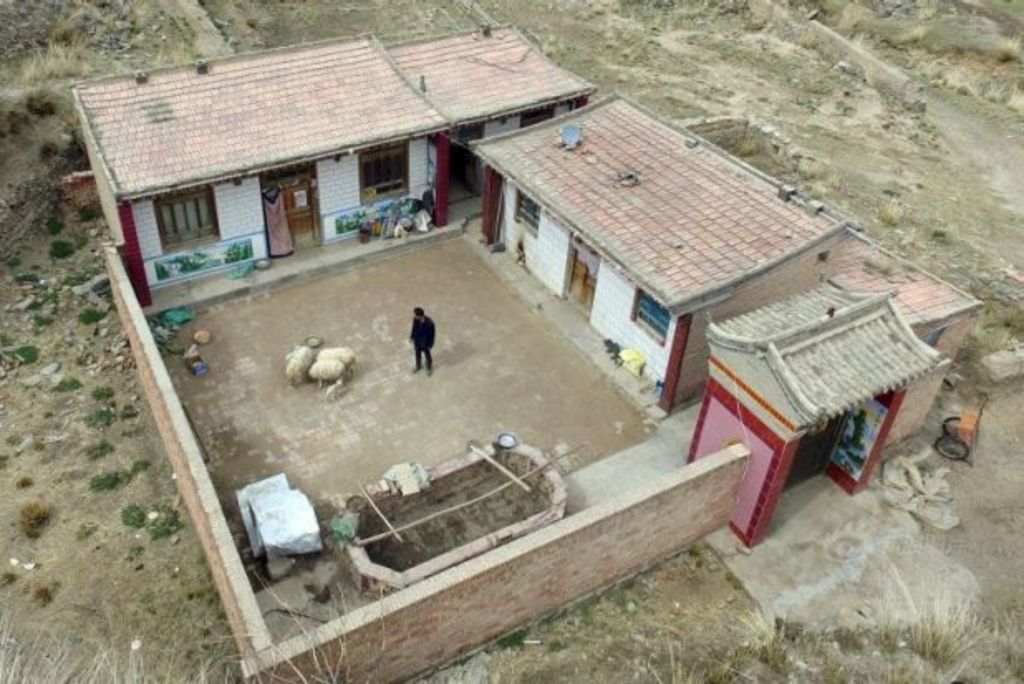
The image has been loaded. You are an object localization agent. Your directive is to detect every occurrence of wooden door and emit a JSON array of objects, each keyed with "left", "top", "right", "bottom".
[
  {"left": 569, "top": 249, "right": 597, "bottom": 312},
  {"left": 280, "top": 173, "right": 317, "bottom": 247}
]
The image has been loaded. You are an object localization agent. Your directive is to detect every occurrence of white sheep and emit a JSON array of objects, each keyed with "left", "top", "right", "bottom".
[
  {"left": 308, "top": 357, "right": 348, "bottom": 387},
  {"left": 284, "top": 345, "right": 316, "bottom": 386},
  {"left": 316, "top": 346, "right": 356, "bottom": 366},
  {"left": 316, "top": 347, "right": 356, "bottom": 379}
]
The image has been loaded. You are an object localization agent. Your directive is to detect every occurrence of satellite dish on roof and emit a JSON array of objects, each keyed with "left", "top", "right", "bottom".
[{"left": 560, "top": 123, "right": 583, "bottom": 150}]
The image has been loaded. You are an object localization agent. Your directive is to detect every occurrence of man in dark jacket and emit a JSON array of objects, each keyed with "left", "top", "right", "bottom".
[{"left": 410, "top": 307, "right": 436, "bottom": 376}]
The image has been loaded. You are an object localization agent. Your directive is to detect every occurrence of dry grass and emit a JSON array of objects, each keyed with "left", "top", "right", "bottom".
[
  {"left": 0, "top": 615, "right": 228, "bottom": 683},
  {"left": 796, "top": 27, "right": 820, "bottom": 50},
  {"left": 1008, "top": 87, "right": 1024, "bottom": 114},
  {"left": 738, "top": 611, "right": 789, "bottom": 674},
  {"left": 16, "top": 44, "right": 90, "bottom": 84},
  {"left": 836, "top": 4, "right": 873, "bottom": 34},
  {"left": 994, "top": 37, "right": 1021, "bottom": 63},
  {"left": 907, "top": 600, "right": 980, "bottom": 666},
  {"left": 734, "top": 132, "right": 762, "bottom": 158},
  {"left": 18, "top": 501, "right": 51, "bottom": 538},
  {"left": 879, "top": 199, "right": 905, "bottom": 227}
]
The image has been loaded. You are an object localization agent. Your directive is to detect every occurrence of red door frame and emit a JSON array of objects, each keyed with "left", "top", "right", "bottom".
[
  {"left": 432, "top": 132, "right": 450, "bottom": 228},
  {"left": 481, "top": 166, "right": 502, "bottom": 245},
  {"left": 825, "top": 389, "right": 907, "bottom": 495},
  {"left": 658, "top": 314, "right": 691, "bottom": 412}
]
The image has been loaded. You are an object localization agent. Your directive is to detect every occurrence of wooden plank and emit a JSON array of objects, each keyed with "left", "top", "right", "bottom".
[
  {"left": 359, "top": 484, "right": 404, "bottom": 543},
  {"left": 468, "top": 443, "right": 531, "bottom": 492}
]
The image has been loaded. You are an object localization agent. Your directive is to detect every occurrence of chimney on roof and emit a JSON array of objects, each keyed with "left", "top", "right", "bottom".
[
  {"left": 482, "top": 24, "right": 492, "bottom": 37},
  {"left": 195, "top": 59, "right": 209, "bottom": 75},
  {"left": 134, "top": 71, "right": 148, "bottom": 85},
  {"left": 419, "top": 75, "right": 427, "bottom": 93},
  {"left": 807, "top": 200, "right": 825, "bottom": 215},
  {"left": 778, "top": 184, "right": 796, "bottom": 202}
]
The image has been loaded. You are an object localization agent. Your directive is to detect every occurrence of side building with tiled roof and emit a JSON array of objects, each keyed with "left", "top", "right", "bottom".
[
  {"left": 473, "top": 97, "right": 980, "bottom": 414},
  {"left": 474, "top": 96, "right": 854, "bottom": 411}
]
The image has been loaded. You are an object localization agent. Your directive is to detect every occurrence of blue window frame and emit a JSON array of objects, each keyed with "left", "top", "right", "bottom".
[{"left": 634, "top": 290, "right": 671, "bottom": 342}]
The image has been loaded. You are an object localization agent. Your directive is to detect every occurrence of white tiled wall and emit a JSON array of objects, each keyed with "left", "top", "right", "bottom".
[
  {"left": 409, "top": 137, "right": 429, "bottom": 200},
  {"left": 503, "top": 182, "right": 522, "bottom": 247},
  {"left": 213, "top": 177, "right": 264, "bottom": 242},
  {"left": 132, "top": 200, "right": 162, "bottom": 259},
  {"left": 526, "top": 212, "right": 571, "bottom": 296},
  {"left": 316, "top": 155, "right": 359, "bottom": 218},
  {"left": 484, "top": 115, "right": 521, "bottom": 138},
  {"left": 589, "top": 264, "right": 675, "bottom": 381}
]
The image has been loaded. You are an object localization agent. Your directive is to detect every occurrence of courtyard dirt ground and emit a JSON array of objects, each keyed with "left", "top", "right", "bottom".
[{"left": 167, "top": 238, "right": 649, "bottom": 521}]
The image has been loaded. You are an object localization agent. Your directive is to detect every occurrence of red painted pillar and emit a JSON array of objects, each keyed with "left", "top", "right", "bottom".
[
  {"left": 659, "top": 313, "right": 691, "bottom": 413},
  {"left": 481, "top": 166, "right": 502, "bottom": 245},
  {"left": 433, "top": 132, "right": 450, "bottom": 228},
  {"left": 685, "top": 385, "right": 713, "bottom": 464},
  {"left": 117, "top": 201, "right": 151, "bottom": 307},
  {"left": 746, "top": 437, "right": 801, "bottom": 547}
]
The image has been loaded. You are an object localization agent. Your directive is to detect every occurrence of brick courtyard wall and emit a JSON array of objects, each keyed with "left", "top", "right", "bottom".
[
  {"left": 676, "top": 231, "right": 846, "bottom": 403},
  {"left": 105, "top": 249, "right": 272, "bottom": 660},
  {"left": 251, "top": 446, "right": 748, "bottom": 683}
]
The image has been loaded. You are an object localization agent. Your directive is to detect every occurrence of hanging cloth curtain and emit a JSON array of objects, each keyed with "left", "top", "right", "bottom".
[{"left": 263, "top": 187, "right": 293, "bottom": 258}]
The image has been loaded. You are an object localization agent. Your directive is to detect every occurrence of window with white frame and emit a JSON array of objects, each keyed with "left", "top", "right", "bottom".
[
  {"left": 155, "top": 188, "right": 218, "bottom": 248},
  {"left": 634, "top": 289, "right": 671, "bottom": 343},
  {"left": 515, "top": 190, "right": 541, "bottom": 234}
]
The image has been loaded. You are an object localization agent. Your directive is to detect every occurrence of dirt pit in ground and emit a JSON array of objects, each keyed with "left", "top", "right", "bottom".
[{"left": 359, "top": 457, "right": 553, "bottom": 571}]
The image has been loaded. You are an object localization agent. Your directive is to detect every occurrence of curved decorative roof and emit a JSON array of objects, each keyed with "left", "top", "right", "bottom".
[{"left": 708, "top": 285, "right": 944, "bottom": 423}]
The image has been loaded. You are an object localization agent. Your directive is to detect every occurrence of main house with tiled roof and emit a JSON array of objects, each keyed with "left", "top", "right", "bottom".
[{"left": 73, "top": 28, "right": 593, "bottom": 306}]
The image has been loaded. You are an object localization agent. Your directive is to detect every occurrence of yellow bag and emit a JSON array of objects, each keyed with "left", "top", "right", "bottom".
[{"left": 618, "top": 348, "right": 646, "bottom": 378}]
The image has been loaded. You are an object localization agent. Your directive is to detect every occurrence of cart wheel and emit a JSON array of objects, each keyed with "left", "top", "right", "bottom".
[
  {"left": 942, "top": 416, "right": 961, "bottom": 437},
  {"left": 935, "top": 434, "right": 970, "bottom": 461}
]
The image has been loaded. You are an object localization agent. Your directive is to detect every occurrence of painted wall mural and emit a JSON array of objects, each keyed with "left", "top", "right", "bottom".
[
  {"left": 829, "top": 398, "right": 888, "bottom": 481},
  {"left": 331, "top": 197, "right": 420, "bottom": 240},
  {"left": 152, "top": 237, "right": 254, "bottom": 282}
]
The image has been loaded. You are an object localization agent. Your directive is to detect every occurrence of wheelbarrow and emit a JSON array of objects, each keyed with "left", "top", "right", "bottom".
[{"left": 934, "top": 394, "right": 988, "bottom": 462}]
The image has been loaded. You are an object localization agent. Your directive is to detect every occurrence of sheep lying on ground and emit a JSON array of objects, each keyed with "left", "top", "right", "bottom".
[
  {"left": 308, "top": 358, "right": 348, "bottom": 387},
  {"left": 314, "top": 347, "right": 356, "bottom": 380},
  {"left": 285, "top": 345, "right": 316, "bottom": 386}
]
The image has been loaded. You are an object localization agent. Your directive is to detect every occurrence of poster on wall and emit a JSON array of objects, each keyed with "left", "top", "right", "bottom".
[
  {"left": 829, "top": 398, "right": 887, "bottom": 481},
  {"left": 152, "top": 237, "right": 254, "bottom": 282}
]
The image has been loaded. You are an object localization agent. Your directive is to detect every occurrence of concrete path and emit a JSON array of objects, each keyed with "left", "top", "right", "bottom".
[
  {"left": 566, "top": 406, "right": 698, "bottom": 511},
  {"left": 707, "top": 477, "right": 979, "bottom": 630},
  {"left": 148, "top": 225, "right": 462, "bottom": 313},
  {"left": 464, "top": 223, "right": 664, "bottom": 415}
]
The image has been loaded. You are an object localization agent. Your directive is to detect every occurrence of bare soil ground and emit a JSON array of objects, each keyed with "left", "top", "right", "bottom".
[
  {"left": 2, "top": 0, "right": 1024, "bottom": 681},
  {"left": 167, "top": 239, "right": 647, "bottom": 518}
]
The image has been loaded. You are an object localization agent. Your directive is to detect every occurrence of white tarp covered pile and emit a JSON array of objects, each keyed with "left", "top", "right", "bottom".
[
  {"left": 880, "top": 450, "right": 959, "bottom": 530},
  {"left": 236, "top": 474, "right": 323, "bottom": 557}
]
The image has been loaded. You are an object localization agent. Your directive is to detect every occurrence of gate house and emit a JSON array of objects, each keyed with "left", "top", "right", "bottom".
[{"left": 687, "top": 285, "right": 945, "bottom": 546}]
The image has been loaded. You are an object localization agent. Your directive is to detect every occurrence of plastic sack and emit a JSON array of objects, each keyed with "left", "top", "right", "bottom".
[
  {"left": 250, "top": 489, "right": 323, "bottom": 556},
  {"left": 330, "top": 512, "right": 360, "bottom": 546},
  {"left": 618, "top": 348, "right": 646, "bottom": 378},
  {"left": 236, "top": 474, "right": 289, "bottom": 557}
]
